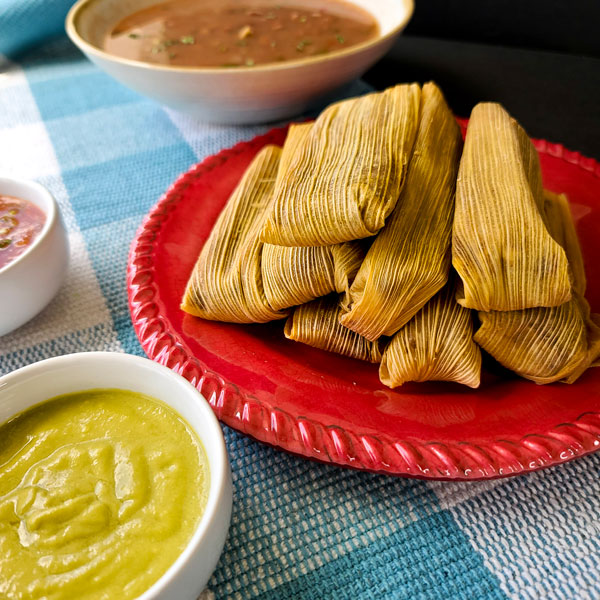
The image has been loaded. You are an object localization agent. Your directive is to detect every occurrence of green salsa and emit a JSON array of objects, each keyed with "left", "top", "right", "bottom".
[{"left": 0, "top": 389, "right": 209, "bottom": 600}]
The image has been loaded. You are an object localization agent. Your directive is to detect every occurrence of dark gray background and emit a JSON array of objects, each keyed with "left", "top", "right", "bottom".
[{"left": 364, "top": 0, "right": 600, "bottom": 159}]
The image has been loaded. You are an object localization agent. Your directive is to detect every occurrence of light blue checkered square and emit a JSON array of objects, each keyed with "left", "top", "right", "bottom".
[{"left": 1, "top": 30, "right": 599, "bottom": 600}]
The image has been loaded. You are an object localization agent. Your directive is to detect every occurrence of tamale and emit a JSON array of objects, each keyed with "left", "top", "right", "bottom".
[
  {"left": 475, "top": 191, "right": 600, "bottom": 384},
  {"left": 262, "top": 241, "right": 364, "bottom": 311},
  {"left": 260, "top": 121, "right": 364, "bottom": 311},
  {"left": 542, "top": 191, "right": 585, "bottom": 297},
  {"left": 452, "top": 103, "right": 571, "bottom": 311},
  {"left": 277, "top": 121, "right": 313, "bottom": 173},
  {"left": 341, "top": 82, "right": 462, "bottom": 340},
  {"left": 260, "top": 84, "right": 421, "bottom": 247},
  {"left": 284, "top": 295, "right": 382, "bottom": 363},
  {"left": 380, "top": 281, "right": 481, "bottom": 388},
  {"left": 181, "top": 145, "right": 287, "bottom": 323}
]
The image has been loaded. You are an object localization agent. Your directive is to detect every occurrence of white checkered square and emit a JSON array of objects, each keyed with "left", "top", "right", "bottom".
[{"left": 0, "top": 231, "right": 119, "bottom": 356}]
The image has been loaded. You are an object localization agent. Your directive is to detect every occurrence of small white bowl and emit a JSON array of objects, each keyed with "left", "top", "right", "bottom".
[
  {"left": 66, "top": 0, "right": 414, "bottom": 124},
  {"left": 0, "top": 177, "right": 69, "bottom": 336},
  {"left": 0, "top": 352, "right": 233, "bottom": 600}
]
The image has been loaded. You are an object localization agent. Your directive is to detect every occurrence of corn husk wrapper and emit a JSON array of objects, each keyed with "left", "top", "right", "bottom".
[
  {"left": 452, "top": 103, "right": 571, "bottom": 311},
  {"left": 341, "top": 82, "right": 462, "bottom": 340},
  {"left": 262, "top": 242, "right": 364, "bottom": 311},
  {"left": 284, "top": 295, "right": 382, "bottom": 363},
  {"left": 260, "top": 84, "right": 421, "bottom": 247},
  {"left": 542, "top": 191, "right": 586, "bottom": 297},
  {"left": 277, "top": 121, "right": 313, "bottom": 173},
  {"left": 380, "top": 281, "right": 481, "bottom": 388},
  {"left": 181, "top": 145, "right": 287, "bottom": 323},
  {"left": 260, "top": 122, "right": 364, "bottom": 311},
  {"left": 475, "top": 191, "right": 600, "bottom": 384}
]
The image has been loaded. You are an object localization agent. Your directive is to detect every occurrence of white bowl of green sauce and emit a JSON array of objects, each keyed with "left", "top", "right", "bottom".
[
  {"left": 0, "top": 352, "right": 232, "bottom": 600},
  {"left": 65, "top": 0, "right": 414, "bottom": 124}
]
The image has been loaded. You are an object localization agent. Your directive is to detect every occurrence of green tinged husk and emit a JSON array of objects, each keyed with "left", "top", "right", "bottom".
[
  {"left": 260, "top": 84, "right": 421, "bottom": 246},
  {"left": 341, "top": 82, "right": 462, "bottom": 340},
  {"left": 453, "top": 103, "right": 571, "bottom": 311}
]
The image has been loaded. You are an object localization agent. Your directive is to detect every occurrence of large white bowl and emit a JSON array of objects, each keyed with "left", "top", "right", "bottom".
[
  {"left": 0, "top": 177, "right": 69, "bottom": 336},
  {"left": 0, "top": 352, "right": 233, "bottom": 600},
  {"left": 66, "top": 0, "right": 414, "bottom": 124}
]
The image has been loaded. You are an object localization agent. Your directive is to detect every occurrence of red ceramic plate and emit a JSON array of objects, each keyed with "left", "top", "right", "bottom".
[{"left": 127, "top": 121, "right": 600, "bottom": 480}]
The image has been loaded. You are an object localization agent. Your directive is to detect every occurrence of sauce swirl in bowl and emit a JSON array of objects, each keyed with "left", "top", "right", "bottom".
[{"left": 0, "top": 389, "right": 209, "bottom": 600}]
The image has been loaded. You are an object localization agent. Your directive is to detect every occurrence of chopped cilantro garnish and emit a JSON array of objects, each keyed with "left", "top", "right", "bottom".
[
  {"left": 336, "top": 34, "right": 345, "bottom": 44},
  {"left": 296, "top": 39, "right": 312, "bottom": 51},
  {"left": 151, "top": 39, "right": 179, "bottom": 53},
  {"left": 180, "top": 35, "right": 195, "bottom": 44}
]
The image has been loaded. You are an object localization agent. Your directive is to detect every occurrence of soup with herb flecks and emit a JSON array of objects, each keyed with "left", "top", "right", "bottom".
[{"left": 104, "top": 0, "right": 379, "bottom": 68}]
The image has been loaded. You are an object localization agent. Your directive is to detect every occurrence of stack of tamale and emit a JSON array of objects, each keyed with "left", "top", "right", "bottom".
[
  {"left": 341, "top": 82, "right": 463, "bottom": 340},
  {"left": 181, "top": 82, "right": 599, "bottom": 389},
  {"left": 260, "top": 123, "right": 365, "bottom": 312},
  {"left": 454, "top": 103, "right": 600, "bottom": 384},
  {"left": 472, "top": 191, "right": 600, "bottom": 384},
  {"left": 260, "top": 83, "right": 421, "bottom": 246},
  {"left": 181, "top": 125, "right": 365, "bottom": 322}
]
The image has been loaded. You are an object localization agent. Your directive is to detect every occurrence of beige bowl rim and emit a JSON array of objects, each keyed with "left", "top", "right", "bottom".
[{"left": 65, "top": 0, "right": 414, "bottom": 74}]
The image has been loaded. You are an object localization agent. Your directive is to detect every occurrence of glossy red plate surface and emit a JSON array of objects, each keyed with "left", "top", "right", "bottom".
[{"left": 127, "top": 121, "right": 600, "bottom": 480}]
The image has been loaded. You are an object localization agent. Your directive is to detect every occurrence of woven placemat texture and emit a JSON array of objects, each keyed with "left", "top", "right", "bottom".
[{"left": 1, "top": 38, "right": 600, "bottom": 600}]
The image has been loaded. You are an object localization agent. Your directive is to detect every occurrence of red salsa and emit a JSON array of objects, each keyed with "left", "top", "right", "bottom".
[
  {"left": 0, "top": 195, "right": 46, "bottom": 269},
  {"left": 104, "top": 0, "right": 378, "bottom": 68}
]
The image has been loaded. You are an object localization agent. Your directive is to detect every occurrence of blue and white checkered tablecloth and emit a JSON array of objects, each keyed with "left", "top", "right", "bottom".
[{"left": 2, "top": 34, "right": 600, "bottom": 600}]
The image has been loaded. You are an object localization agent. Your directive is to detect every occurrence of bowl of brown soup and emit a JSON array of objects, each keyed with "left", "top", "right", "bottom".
[{"left": 66, "top": 0, "right": 414, "bottom": 124}]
